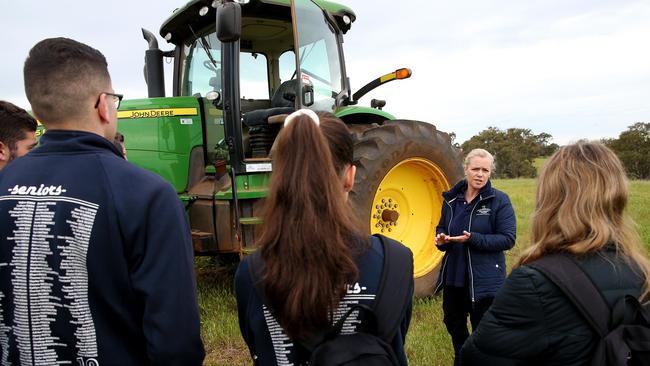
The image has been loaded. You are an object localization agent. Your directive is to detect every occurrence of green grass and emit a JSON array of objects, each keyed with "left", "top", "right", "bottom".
[
  {"left": 491, "top": 179, "right": 536, "bottom": 260},
  {"left": 405, "top": 297, "right": 453, "bottom": 365},
  {"left": 194, "top": 258, "right": 246, "bottom": 365},
  {"left": 532, "top": 156, "right": 548, "bottom": 174},
  {"left": 196, "top": 179, "right": 650, "bottom": 365},
  {"left": 629, "top": 181, "right": 650, "bottom": 245}
]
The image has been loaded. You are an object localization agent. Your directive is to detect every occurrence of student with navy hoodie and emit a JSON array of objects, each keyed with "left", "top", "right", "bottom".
[
  {"left": 433, "top": 148, "right": 516, "bottom": 365},
  {"left": 0, "top": 38, "right": 204, "bottom": 365}
]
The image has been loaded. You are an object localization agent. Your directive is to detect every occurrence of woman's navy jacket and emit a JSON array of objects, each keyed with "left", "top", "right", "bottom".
[{"left": 434, "top": 179, "right": 516, "bottom": 301}]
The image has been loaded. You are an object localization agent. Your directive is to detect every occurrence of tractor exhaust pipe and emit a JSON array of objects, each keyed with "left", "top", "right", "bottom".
[{"left": 142, "top": 28, "right": 165, "bottom": 98}]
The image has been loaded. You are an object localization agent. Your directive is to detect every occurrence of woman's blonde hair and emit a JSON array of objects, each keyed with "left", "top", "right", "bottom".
[
  {"left": 464, "top": 148, "right": 495, "bottom": 171},
  {"left": 518, "top": 141, "right": 650, "bottom": 300}
]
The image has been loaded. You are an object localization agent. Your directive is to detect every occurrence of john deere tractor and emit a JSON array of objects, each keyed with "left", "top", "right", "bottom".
[{"left": 118, "top": 0, "right": 463, "bottom": 296}]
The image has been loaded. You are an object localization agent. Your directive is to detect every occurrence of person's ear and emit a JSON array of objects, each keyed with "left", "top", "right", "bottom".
[
  {"left": 0, "top": 141, "right": 8, "bottom": 161},
  {"left": 343, "top": 164, "right": 356, "bottom": 192},
  {"left": 0, "top": 141, "right": 9, "bottom": 169},
  {"left": 96, "top": 94, "right": 112, "bottom": 124}
]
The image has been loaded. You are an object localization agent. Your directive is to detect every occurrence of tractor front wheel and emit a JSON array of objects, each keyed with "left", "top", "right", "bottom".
[{"left": 350, "top": 120, "right": 463, "bottom": 297}]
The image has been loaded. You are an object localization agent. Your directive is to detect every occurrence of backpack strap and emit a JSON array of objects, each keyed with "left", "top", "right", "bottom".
[
  {"left": 372, "top": 234, "right": 414, "bottom": 342},
  {"left": 528, "top": 253, "right": 610, "bottom": 337}
]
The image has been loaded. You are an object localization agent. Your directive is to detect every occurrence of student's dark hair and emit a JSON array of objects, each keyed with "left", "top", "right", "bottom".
[
  {"left": 23, "top": 37, "right": 110, "bottom": 125},
  {"left": 258, "top": 111, "right": 363, "bottom": 339},
  {"left": 319, "top": 112, "right": 354, "bottom": 173},
  {"left": 0, "top": 100, "right": 38, "bottom": 151}
]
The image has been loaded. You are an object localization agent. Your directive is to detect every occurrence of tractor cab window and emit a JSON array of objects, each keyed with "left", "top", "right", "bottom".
[
  {"left": 241, "top": 53, "right": 270, "bottom": 99},
  {"left": 181, "top": 32, "right": 269, "bottom": 99},
  {"left": 182, "top": 32, "right": 221, "bottom": 97},
  {"left": 278, "top": 50, "right": 296, "bottom": 85},
  {"left": 294, "top": 0, "right": 344, "bottom": 111}
]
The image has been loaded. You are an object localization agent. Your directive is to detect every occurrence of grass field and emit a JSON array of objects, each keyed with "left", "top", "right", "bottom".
[{"left": 195, "top": 179, "right": 650, "bottom": 365}]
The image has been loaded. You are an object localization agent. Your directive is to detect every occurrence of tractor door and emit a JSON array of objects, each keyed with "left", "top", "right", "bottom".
[{"left": 292, "top": 0, "right": 350, "bottom": 111}]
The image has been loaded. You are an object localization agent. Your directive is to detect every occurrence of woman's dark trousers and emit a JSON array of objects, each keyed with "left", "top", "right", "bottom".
[{"left": 442, "top": 286, "right": 494, "bottom": 365}]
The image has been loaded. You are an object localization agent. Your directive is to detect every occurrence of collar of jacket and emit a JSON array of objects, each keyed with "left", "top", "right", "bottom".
[
  {"left": 32, "top": 129, "right": 124, "bottom": 158},
  {"left": 442, "top": 179, "right": 495, "bottom": 203}
]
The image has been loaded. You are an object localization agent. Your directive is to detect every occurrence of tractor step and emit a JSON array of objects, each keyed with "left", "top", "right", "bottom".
[
  {"left": 191, "top": 229, "right": 217, "bottom": 253},
  {"left": 239, "top": 217, "right": 263, "bottom": 225}
]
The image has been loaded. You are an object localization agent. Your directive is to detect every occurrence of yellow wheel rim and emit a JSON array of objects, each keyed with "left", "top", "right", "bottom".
[{"left": 370, "top": 158, "right": 451, "bottom": 278}]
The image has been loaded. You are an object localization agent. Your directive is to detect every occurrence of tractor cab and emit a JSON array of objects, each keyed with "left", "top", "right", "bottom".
[
  {"left": 117, "top": 0, "right": 360, "bottom": 254},
  {"left": 161, "top": 0, "right": 355, "bottom": 168}
]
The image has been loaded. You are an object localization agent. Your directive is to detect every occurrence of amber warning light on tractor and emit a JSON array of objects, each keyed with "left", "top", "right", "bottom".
[
  {"left": 379, "top": 68, "right": 412, "bottom": 83},
  {"left": 395, "top": 68, "right": 412, "bottom": 80},
  {"left": 352, "top": 67, "right": 413, "bottom": 103}
]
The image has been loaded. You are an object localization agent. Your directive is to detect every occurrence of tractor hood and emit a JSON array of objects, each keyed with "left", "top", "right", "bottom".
[{"left": 159, "top": 0, "right": 356, "bottom": 45}]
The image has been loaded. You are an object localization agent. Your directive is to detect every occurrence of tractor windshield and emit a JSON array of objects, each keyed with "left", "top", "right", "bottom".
[
  {"left": 180, "top": 30, "right": 270, "bottom": 100},
  {"left": 294, "top": 0, "right": 344, "bottom": 110},
  {"left": 178, "top": 1, "right": 344, "bottom": 110}
]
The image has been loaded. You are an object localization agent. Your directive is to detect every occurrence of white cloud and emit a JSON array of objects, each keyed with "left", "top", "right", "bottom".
[
  {"left": 344, "top": 0, "right": 650, "bottom": 144},
  {"left": 1, "top": 0, "right": 648, "bottom": 145}
]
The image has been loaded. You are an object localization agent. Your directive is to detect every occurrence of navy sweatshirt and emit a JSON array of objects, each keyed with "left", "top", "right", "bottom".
[
  {"left": 234, "top": 235, "right": 413, "bottom": 366},
  {"left": 0, "top": 130, "right": 204, "bottom": 365}
]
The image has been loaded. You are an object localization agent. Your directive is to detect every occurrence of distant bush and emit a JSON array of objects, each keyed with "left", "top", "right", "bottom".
[
  {"left": 603, "top": 122, "right": 650, "bottom": 180},
  {"left": 461, "top": 127, "right": 558, "bottom": 178}
]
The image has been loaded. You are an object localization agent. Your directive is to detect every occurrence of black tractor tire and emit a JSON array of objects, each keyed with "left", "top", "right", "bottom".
[{"left": 350, "top": 120, "right": 463, "bottom": 297}]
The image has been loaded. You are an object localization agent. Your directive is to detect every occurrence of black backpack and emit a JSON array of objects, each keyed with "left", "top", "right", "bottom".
[
  {"left": 248, "top": 234, "right": 413, "bottom": 366},
  {"left": 529, "top": 253, "right": 650, "bottom": 366}
]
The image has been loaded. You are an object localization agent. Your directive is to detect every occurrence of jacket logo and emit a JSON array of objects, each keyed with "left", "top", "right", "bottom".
[
  {"left": 7, "top": 184, "right": 67, "bottom": 196},
  {"left": 476, "top": 206, "right": 491, "bottom": 216},
  {"left": 346, "top": 282, "right": 367, "bottom": 294}
]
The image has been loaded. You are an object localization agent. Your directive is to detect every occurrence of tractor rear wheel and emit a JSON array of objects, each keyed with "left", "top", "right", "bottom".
[{"left": 350, "top": 120, "right": 463, "bottom": 297}]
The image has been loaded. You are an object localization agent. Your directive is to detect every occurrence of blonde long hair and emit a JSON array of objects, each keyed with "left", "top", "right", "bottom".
[{"left": 518, "top": 141, "right": 650, "bottom": 300}]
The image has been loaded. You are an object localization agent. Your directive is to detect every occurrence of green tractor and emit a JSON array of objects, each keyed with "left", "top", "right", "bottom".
[{"left": 118, "top": 0, "right": 463, "bottom": 296}]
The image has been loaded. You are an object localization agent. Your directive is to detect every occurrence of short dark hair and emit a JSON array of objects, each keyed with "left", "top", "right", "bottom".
[
  {"left": 0, "top": 100, "right": 38, "bottom": 151},
  {"left": 24, "top": 37, "right": 110, "bottom": 125}
]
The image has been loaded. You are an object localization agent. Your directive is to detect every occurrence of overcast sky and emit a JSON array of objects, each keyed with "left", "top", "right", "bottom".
[{"left": 1, "top": 0, "right": 649, "bottom": 144}]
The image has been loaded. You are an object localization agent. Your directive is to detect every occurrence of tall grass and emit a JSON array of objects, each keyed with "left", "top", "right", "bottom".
[
  {"left": 629, "top": 180, "right": 650, "bottom": 245},
  {"left": 196, "top": 179, "right": 650, "bottom": 365}
]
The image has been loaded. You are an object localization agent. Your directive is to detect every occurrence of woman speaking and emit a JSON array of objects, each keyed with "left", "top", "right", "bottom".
[{"left": 433, "top": 148, "right": 516, "bottom": 365}]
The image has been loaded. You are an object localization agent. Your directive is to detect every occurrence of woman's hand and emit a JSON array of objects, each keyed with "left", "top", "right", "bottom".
[
  {"left": 446, "top": 231, "right": 471, "bottom": 243},
  {"left": 435, "top": 233, "right": 450, "bottom": 246}
]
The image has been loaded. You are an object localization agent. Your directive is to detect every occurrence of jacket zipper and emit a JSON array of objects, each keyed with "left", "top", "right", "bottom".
[
  {"left": 467, "top": 199, "right": 480, "bottom": 304},
  {"left": 466, "top": 193, "right": 494, "bottom": 304}
]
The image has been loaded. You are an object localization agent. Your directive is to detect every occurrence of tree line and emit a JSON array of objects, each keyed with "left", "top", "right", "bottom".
[
  {"left": 457, "top": 123, "right": 649, "bottom": 179},
  {"left": 602, "top": 123, "right": 650, "bottom": 180}
]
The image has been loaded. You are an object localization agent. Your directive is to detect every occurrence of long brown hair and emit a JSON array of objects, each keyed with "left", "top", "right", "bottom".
[
  {"left": 257, "top": 111, "right": 362, "bottom": 338},
  {"left": 518, "top": 141, "right": 650, "bottom": 300}
]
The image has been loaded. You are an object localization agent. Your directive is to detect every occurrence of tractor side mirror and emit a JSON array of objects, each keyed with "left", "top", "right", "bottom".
[
  {"left": 301, "top": 78, "right": 314, "bottom": 107},
  {"left": 216, "top": 2, "right": 241, "bottom": 42}
]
